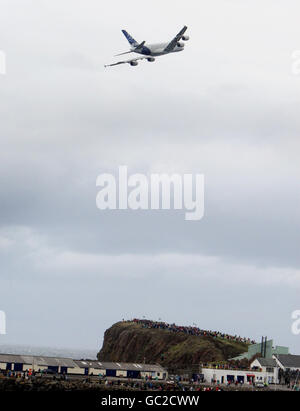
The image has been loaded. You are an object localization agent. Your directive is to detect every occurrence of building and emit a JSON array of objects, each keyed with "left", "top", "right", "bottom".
[
  {"left": 273, "top": 354, "right": 300, "bottom": 371},
  {"left": 74, "top": 360, "right": 167, "bottom": 380},
  {"left": 202, "top": 359, "right": 279, "bottom": 385},
  {"left": 0, "top": 353, "right": 79, "bottom": 374},
  {"left": 202, "top": 354, "right": 300, "bottom": 386},
  {"left": 250, "top": 358, "right": 278, "bottom": 384},
  {"left": 273, "top": 354, "right": 300, "bottom": 386},
  {"left": 201, "top": 367, "right": 269, "bottom": 385},
  {"left": 0, "top": 353, "right": 167, "bottom": 380},
  {"left": 231, "top": 338, "right": 289, "bottom": 361}
]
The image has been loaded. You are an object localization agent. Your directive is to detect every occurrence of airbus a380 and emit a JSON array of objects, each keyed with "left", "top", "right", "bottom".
[{"left": 105, "top": 26, "right": 189, "bottom": 67}]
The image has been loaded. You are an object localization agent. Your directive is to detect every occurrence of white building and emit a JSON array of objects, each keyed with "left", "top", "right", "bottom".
[
  {"left": 273, "top": 354, "right": 300, "bottom": 372},
  {"left": 202, "top": 358, "right": 280, "bottom": 385},
  {"left": 250, "top": 358, "right": 279, "bottom": 384},
  {"left": 202, "top": 367, "right": 268, "bottom": 385},
  {"left": 0, "top": 353, "right": 79, "bottom": 374},
  {"left": 202, "top": 354, "right": 300, "bottom": 386},
  {"left": 74, "top": 360, "right": 167, "bottom": 380},
  {"left": 0, "top": 354, "right": 167, "bottom": 380}
]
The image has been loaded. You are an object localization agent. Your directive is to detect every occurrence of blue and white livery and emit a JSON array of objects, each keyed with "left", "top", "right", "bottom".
[{"left": 105, "top": 26, "right": 189, "bottom": 67}]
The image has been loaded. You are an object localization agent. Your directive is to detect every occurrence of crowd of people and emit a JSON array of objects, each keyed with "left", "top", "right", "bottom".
[
  {"left": 1, "top": 369, "right": 69, "bottom": 380},
  {"left": 278, "top": 368, "right": 300, "bottom": 387},
  {"left": 130, "top": 319, "right": 256, "bottom": 345}
]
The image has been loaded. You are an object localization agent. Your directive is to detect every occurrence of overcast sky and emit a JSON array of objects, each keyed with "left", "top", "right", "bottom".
[{"left": 0, "top": 0, "right": 300, "bottom": 354}]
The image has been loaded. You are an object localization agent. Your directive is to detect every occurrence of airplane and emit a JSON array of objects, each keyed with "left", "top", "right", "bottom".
[{"left": 105, "top": 26, "right": 189, "bottom": 67}]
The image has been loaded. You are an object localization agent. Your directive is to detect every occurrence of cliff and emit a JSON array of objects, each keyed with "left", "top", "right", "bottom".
[{"left": 97, "top": 321, "right": 249, "bottom": 371}]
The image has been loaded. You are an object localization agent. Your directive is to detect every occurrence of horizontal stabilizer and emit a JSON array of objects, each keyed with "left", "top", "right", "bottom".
[
  {"left": 114, "top": 41, "right": 146, "bottom": 57},
  {"left": 135, "top": 41, "right": 145, "bottom": 50},
  {"left": 115, "top": 50, "right": 134, "bottom": 57},
  {"left": 105, "top": 56, "right": 151, "bottom": 68}
]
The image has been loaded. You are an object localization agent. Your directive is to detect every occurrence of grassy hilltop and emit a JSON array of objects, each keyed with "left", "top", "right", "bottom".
[{"left": 97, "top": 321, "right": 249, "bottom": 371}]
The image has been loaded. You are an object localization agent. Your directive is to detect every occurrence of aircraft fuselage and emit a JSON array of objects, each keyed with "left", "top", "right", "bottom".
[{"left": 131, "top": 42, "right": 184, "bottom": 57}]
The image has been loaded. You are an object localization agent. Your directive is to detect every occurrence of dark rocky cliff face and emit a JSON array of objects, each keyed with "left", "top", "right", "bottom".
[{"left": 97, "top": 322, "right": 248, "bottom": 371}]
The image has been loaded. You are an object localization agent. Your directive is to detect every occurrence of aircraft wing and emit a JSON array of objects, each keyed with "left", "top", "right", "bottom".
[
  {"left": 104, "top": 56, "right": 149, "bottom": 68},
  {"left": 164, "top": 26, "right": 188, "bottom": 53}
]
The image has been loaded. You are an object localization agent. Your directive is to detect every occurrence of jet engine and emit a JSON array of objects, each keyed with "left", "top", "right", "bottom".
[
  {"left": 182, "top": 35, "right": 190, "bottom": 41},
  {"left": 147, "top": 57, "right": 155, "bottom": 62},
  {"left": 130, "top": 61, "right": 138, "bottom": 66},
  {"left": 177, "top": 42, "right": 185, "bottom": 48}
]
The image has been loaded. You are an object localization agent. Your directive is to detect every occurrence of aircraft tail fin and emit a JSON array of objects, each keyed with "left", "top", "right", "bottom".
[{"left": 122, "top": 30, "right": 138, "bottom": 46}]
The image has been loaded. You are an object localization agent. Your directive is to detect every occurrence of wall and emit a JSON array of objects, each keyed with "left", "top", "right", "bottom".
[{"left": 202, "top": 367, "right": 277, "bottom": 385}]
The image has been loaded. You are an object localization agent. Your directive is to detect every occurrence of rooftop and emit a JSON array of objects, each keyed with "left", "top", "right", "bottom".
[
  {"left": 254, "top": 358, "right": 277, "bottom": 367},
  {"left": 74, "top": 360, "right": 165, "bottom": 372},
  {"left": 0, "top": 353, "right": 77, "bottom": 368},
  {"left": 274, "top": 354, "right": 300, "bottom": 368},
  {"left": 0, "top": 353, "right": 166, "bottom": 372}
]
